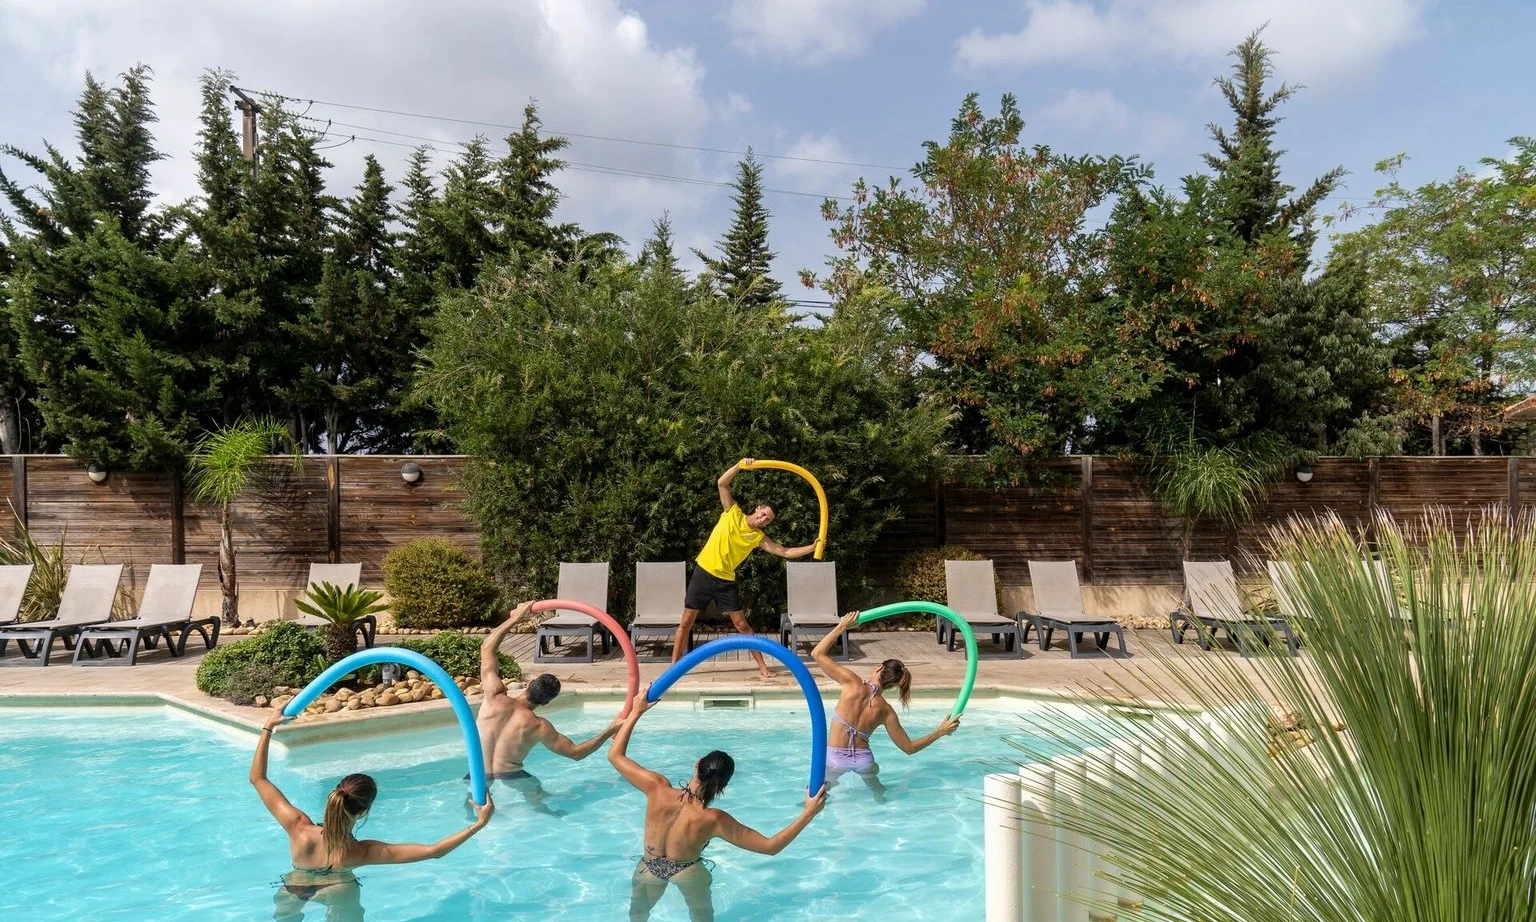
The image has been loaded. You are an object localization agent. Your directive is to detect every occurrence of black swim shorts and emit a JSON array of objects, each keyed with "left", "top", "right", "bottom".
[{"left": 684, "top": 568, "right": 742, "bottom": 614}]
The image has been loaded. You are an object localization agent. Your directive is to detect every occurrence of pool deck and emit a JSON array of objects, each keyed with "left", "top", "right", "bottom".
[{"left": 0, "top": 627, "right": 1281, "bottom": 738}]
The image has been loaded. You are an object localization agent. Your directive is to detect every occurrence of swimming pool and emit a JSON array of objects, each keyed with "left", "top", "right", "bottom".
[{"left": 0, "top": 699, "right": 1110, "bottom": 921}]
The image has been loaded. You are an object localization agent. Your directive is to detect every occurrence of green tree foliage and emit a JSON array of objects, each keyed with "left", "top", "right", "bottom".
[
  {"left": 1335, "top": 139, "right": 1536, "bottom": 455},
  {"left": 816, "top": 93, "right": 1145, "bottom": 465},
  {"left": 0, "top": 221, "right": 45, "bottom": 454},
  {"left": 1, "top": 66, "right": 209, "bottom": 469},
  {"left": 697, "top": 151, "right": 781, "bottom": 308},
  {"left": 1099, "top": 34, "right": 1388, "bottom": 456},
  {"left": 415, "top": 251, "right": 951, "bottom": 625}
]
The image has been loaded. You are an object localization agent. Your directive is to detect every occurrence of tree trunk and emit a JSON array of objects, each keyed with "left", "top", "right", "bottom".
[
  {"left": 0, "top": 399, "right": 18, "bottom": 455},
  {"left": 324, "top": 622, "right": 357, "bottom": 662},
  {"left": 219, "top": 502, "right": 239, "bottom": 627},
  {"left": 1431, "top": 415, "right": 1444, "bottom": 456}
]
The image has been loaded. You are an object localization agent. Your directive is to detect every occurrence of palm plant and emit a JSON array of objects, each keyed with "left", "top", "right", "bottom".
[
  {"left": 1151, "top": 432, "right": 1295, "bottom": 562},
  {"left": 187, "top": 418, "right": 301, "bottom": 626},
  {"left": 295, "top": 581, "right": 387, "bottom": 661},
  {"left": 1012, "top": 510, "right": 1536, "bottom": 922}
]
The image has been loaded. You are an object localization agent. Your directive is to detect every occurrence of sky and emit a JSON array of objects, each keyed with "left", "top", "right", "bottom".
[{"left": 1, "top": 0, "right": 1532, "bottom": 297}]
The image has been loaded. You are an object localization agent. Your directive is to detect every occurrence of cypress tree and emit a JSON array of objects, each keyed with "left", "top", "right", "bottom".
[
  {"left": 1204, "top": 30, "right": 1344, "bottom": 260},
  {"left": 638, "top": 213, "right": 683, "bottom": 283},
  {"left": 1, "top": 66, "right": 207, "bottom": 470},
  {"left": 696, "top": 150, "right": 780, "bottom": 308}
]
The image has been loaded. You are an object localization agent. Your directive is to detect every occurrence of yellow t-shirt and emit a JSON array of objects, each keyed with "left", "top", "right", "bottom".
[{"left": 695, "top": 504, "right": 765, "bottom": 581}]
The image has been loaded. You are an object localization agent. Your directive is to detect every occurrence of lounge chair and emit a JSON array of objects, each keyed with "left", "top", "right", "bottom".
[
  {"left": 293, "top": 563, "right": 376, "bottom": 648},
  {"left": 0, "top": 563, "right": 122, "bottom": 666},
  {"left": 943, "top": 559, "right": 1024, "bottom": 657},
  {"left": 0, "top": 564, "right": 33, "bottom": 628},
  {"left": 629, "top": 562, "right": 687, "bottom": 663},
  {"left": 1172, "top": 560, "right": 1297, "bottom": 656},
  {"left": 779, "top": 562, "right": 848, "bottom": 660},
  {"left": 72, "top": 564, "right": 214, "bottom": 666},
  {"left": 535, "top": 562, "right": 612, "bottom": 663},
  {"left": 1020, "top": 560, "right": 1125, "bottom": 658}
]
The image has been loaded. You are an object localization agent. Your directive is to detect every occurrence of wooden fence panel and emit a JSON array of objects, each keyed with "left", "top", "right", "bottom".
[
  {"left": 862, "top": 485, "right": 941, "bottom": 584},
  {"left": 339, "top": 456, "right": 475, "bottom": 585},
  {"left": 0, "top": 460, "right": 13, "bottom": 526},
  {"left": 183, "top": 463, "right": 329, "bottom": 590},
  {"left": 1377, "top": 457, "right": 1510, "bottom": 536},
  {"left": 21, "top": 457, "right": 175, "bottom": 591},
  {"left": 1232, "top": 458, "right": 1372, "bottom": 561},
  {"left": 1089, "top": 458, "right": 1183, "bottom": 585},
  {"left": 943, "top": 460, "right": 1082, "bottom": 585}
]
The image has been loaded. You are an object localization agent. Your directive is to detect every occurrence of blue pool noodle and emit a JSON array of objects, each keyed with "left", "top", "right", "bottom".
[
  {"left": 282, "top": 648, "right": 489, "bottom": 806},
  {"left": 647, "top": 635, "right": 829, "bottom": 794}
]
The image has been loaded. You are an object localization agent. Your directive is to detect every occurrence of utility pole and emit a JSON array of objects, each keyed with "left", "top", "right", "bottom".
[{"left": 229, "top": 85, "right": 262, "bottom": 171}]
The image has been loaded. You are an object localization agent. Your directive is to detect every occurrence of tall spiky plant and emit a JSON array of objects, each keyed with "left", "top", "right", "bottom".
[
  {"left": 187, "top": 418, "right": 301, "bottom": 626},
  {"left": 1010, "top": 509, "right": 1536, "bottom": 922}
]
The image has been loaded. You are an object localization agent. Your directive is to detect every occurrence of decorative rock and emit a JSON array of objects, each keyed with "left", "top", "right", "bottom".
[
  {"left": 406, "top": 670, "right": 422, "bottom": 682},
  {"left": 429, "top": 687, "right": 444, "bottom": 700},
  {"left": 273, "top": 695, "right": 293, "bottom": 710},
  {"left": 335, "top": 688, "right": 352, "bottom": 701},
  {"left": 325, "top": 698, "right": 345, "bottom": 713},
  {"left": 254, "top": 695, "right": 270, "bottom": 709},
  {"left": 346, "top": 699, "right": 361, "bottom": 711},
  {"left": 465, "top": 684, "right": 482, "bottom": 697},
  {"left": 378, "top": 691, "right": 399, "bottom": 707}
]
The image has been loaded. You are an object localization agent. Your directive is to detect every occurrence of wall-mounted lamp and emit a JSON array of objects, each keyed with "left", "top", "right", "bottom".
[
  {"left": 87, "top": 464, "right": 109, "bottom": 484},
  {"left": 1295, "top": 463, "right": 1314, "bottom": 484},
  {"left": 400, "top": 462, "right": 422, "bottom": 484}
]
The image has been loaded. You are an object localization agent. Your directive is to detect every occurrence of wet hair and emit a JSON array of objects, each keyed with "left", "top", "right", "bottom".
[
  {"left": 877, "top": 659, "right": 912, "bottom": 708},
  {"left": 322, "top": 773, "right": 377, "bottom": 858},
  {"left": 694, "top": 751, "right": 735, "bottom": 806},
  {"left": 527, "top": 673, "right": 561, "bottom": 707}
]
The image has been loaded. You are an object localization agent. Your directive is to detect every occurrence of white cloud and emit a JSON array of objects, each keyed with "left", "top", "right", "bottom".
[
  {"left": 955, "top": 0, "right": 1428, "bottom": 85},
  {"left": 1039, "top": 88, "right": 1184, "bottom": 152},
  {"left": 0, "top": 0, "right": 715, "bottom": 254},
  {"left": 725, "top": 0, "right": 926, "bottom": 65},
  {"left": 767, "top": 133, "right": 864, "bottom": 193}
]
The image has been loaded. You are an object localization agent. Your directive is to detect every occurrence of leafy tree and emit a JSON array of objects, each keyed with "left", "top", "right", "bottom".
[
  {"left": 697, "top": 151, "right": 781, "bottom": 308},
  {"left": 415, "top": 252, "right": 950, "bottom": 625},
  {"left": 1335, "top": 139, "right": 1536, "bottom": 454},
  {"left": 186, "top": 417, "right": 301, "bottom": 626},
  {"left": 1, "top": 66, "right": 208, "bottom": 470},
  {"left": 815, "top": 93, "right": 1145, "bottom": 465}
]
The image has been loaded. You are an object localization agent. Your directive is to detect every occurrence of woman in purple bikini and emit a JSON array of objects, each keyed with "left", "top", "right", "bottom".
[{"left": 812, "top": 612, "right": 959, "bottom": 799}]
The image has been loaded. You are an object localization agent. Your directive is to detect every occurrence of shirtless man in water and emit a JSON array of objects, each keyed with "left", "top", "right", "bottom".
[
  {"left": 474, "top": 604, "right": 621, "bottom": 814},
  {"left": 609, "top": 696, "right": 827, "bottom": 921}
]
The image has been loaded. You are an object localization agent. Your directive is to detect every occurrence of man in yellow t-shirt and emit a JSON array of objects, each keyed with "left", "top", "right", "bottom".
[{"left": 676, "top": 459, "right": 817, "bottom": 679}]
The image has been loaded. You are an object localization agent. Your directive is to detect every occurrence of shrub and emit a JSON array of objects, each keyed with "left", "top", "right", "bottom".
[
  {"left": 892, "top": 545, "right": 1003, "bottom": 628},
  {"left": 296, "top": 581, "right": 388, "bottom": 660},
  {"left": 396, "top": 631, "right": 520, "bottom": 682},
  {"left": 223, "top": 663, "right": 284, "bottom": 706},
  {"left": 384, "top": 538, "right": 500, "bottom": 629},
  {"left": 195, "top": 621, "right": 327, "bottom": 697}
]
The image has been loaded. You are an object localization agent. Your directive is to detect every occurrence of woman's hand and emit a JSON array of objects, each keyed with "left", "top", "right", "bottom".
[
  {"left": 263, "top": 708, "right": 288, "bottom": 732},
  {"left": 937, "top": 716, "right": 961, "bottom": 738},
  {"left": 804, "top": 784, "right": 828, "bottom": 817},
  {"left": 471, "top": 795, "right": 496, "bottom": 830}
]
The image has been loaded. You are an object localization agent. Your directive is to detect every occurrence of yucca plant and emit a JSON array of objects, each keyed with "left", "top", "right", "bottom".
[
  {"left": 187, "top": 418, "right": 302, "bottom": 627},
  {"left": 0, "top": 514, "right": 72, "bottom": 622},
  {"left": 1151, "top": 434, "right": 1295, "bottom": 562},
  {"left": 295, "top": 580, "right": 388, "bottom": 661},
  {"left": 1010, "top": 509, "right": 1536, "bottom": 922}
]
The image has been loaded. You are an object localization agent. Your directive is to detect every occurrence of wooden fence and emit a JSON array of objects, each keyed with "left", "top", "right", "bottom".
[{"left": 5, "top": 454, "right": 1530, "bottom": 596}]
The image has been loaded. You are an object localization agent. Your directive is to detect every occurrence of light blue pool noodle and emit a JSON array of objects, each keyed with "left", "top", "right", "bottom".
[
  {"left": 855, "top": 601, "right": 977, "bottom": 719},
  {"left": 283, "top": 648, "right": 489, "bottom": 806},
  {"left": 647, "top": 636, "right": 829, "bottom": 794}
]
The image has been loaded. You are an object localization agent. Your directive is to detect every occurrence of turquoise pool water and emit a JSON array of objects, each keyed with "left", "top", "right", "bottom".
[{"left": 0, "top": 701, "right": 1102, "bottom": 921}]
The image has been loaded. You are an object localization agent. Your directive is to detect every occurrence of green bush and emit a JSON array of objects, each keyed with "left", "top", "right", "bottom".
[
  {"left": 223, "top": 663, "right": 284, "bottom": 706},
  {"left": 384, "top": 538, "right": 501, "bottom": 629},
  {"left": 891, "top": 545, "right": 1002, "bottom": 628},
  {"left": 195, "top": 621, "right": 327, "bottom": 697}
]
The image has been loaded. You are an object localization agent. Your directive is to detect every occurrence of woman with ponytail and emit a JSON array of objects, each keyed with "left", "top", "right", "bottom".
[
  {"left": 251, "top": 708, "right": 494, "bottom": 917},
  {"left": 608, "top": 696, "right": 827, "bottom": 921},
  {"left": 813, "top": 612, "right": 959, "bottom": 798}
]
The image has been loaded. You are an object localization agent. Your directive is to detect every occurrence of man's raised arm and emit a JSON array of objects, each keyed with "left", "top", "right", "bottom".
[
  {"left": 481, "top": 602, "right": 529, "bottom": 696},
  {"left": 717, "top": 459, "right": 751, "bottom": 511}
]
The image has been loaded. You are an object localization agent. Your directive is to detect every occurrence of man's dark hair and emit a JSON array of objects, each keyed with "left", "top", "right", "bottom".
[{"left": 527, "top": 673, "right": 561, "bottom": 706}]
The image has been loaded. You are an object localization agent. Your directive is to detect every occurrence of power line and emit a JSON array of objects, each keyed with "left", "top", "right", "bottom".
[
  {"left": 300, "top": 119, "right": 851, "bottom": 202},
  {"left": 237, "top": 85, "right": 910, "bottom": 173}
]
